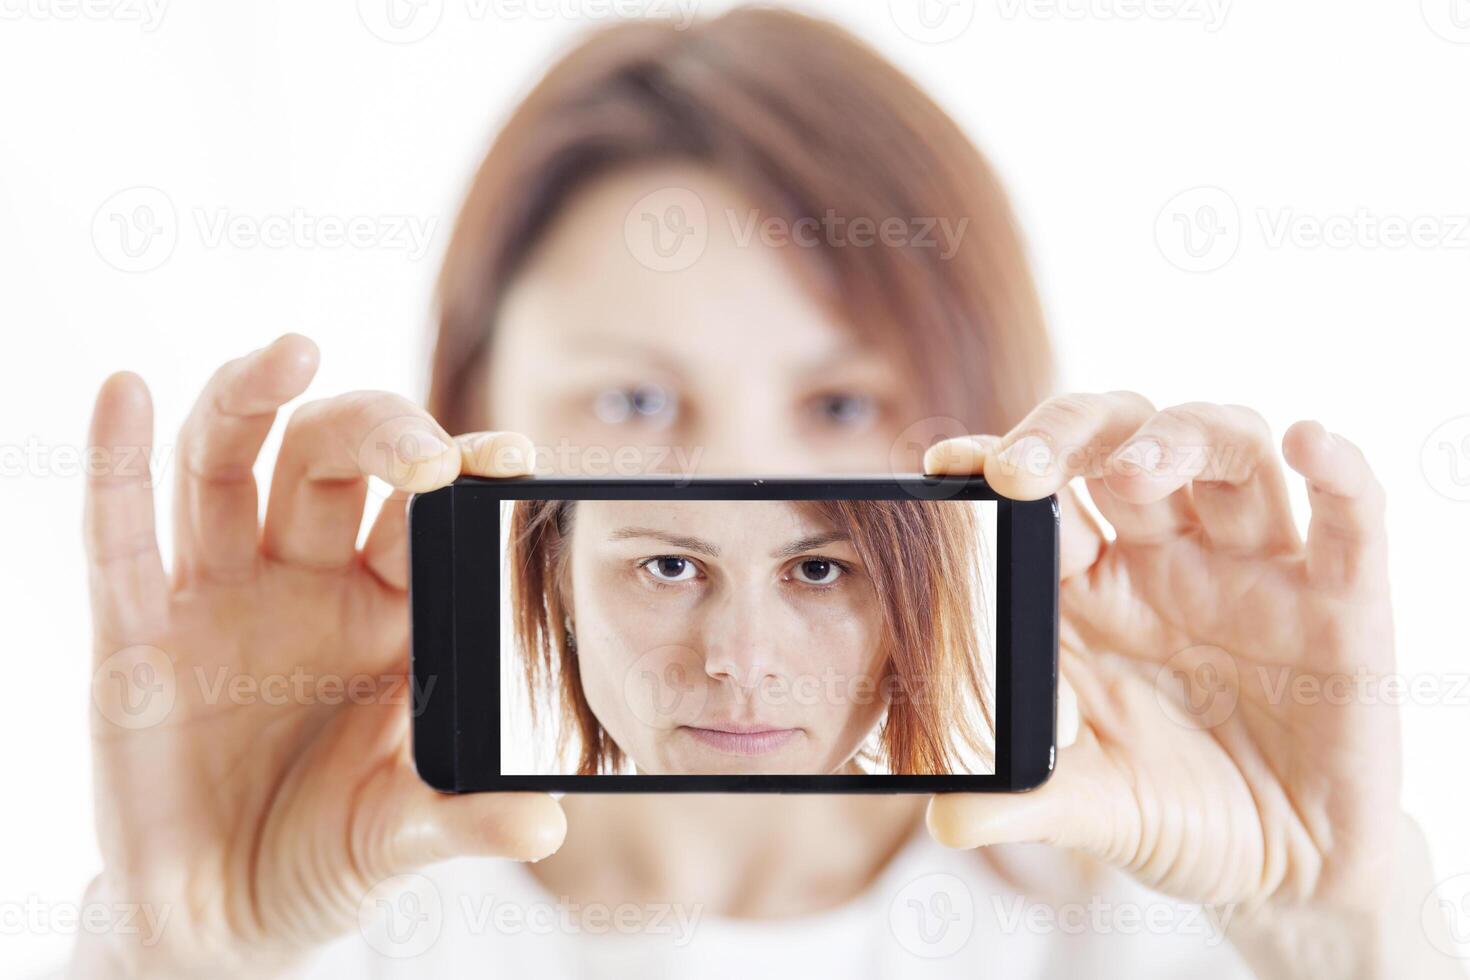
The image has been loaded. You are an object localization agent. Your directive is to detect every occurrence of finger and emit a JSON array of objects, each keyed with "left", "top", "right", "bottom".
[
  {"left": 930, "top": 658, "right": 1085, "bottom": 841},
  {"left": 384, "top": 787, "right": 568, "bottom": 869},
  {"left": 1057, "top": 486, "right": 1105, "bottom": 582},
  {"left": 458, "top": 430, "right": 538, "bottom": 478},
  {"left": 174, "top": 334, "right": 319, "bottom": 583},
  {"left": 984, "top": 391, "right": 1198, "bottom": 541},
  {"left": 985, "top": 391, "right": 1157, "bottom": 499},
  {"left": 85, "top": 372, "right": 168, "bottom": 648},
  {"left": 923, "top": 434, "right": 1002, "bottom": 476},
  {"left": 1104, "top": 403, "right": 1300, "bottom": 556},
  {"left": 1057, "top": 671, "right": 1080, "bottom": 749},
  {"left": 360, "top": 432, "right": 536, "bottom": 591},
  {"left": 361, "top": 492, "right": 412, "bottom": 591},
  {"left": 262, "top": 393, "right": 459, "bottom": 569},
  {"left": 926, "top": 736, "right": 1111, "bottom": 853},
  {"left": 1281, "top": 420, "right": 1388, "bottom": 591},
  {"left": 329, "top": 701, "right": 566, "bottom": 875},
  {"left": 928, "top": 435, "right": 1106, "bottom": 581}
]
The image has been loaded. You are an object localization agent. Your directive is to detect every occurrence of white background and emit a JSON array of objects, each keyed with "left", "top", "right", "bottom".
[{"left": 3, "top": 0, "right": 1470, "bottom": 973}]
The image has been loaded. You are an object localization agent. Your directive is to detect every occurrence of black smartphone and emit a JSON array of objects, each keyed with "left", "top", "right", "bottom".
[{"left": 408, "top": 475, "right": 1058, "bottom": 793}]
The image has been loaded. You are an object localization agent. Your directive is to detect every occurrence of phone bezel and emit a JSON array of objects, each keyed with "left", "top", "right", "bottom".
[{"left": 409, "top": 475, "right": 1058, "bottom": 793}]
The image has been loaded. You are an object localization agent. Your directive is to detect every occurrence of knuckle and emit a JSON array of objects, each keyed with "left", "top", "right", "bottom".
[
  {"left": 1365, "top": 474, "right": 1388, "bottom": 511},
  {"left": 284, "top": 396, "right": 334, "bottom": 432},
  {"left": 1158, "top": 402, "right": 1222, "bottom": 441},
  {"left": 345, "top": 390, "right": 424, "bottom": 431},
  {"left": 1104, "top": 389, "right": 1156, "bottom": 416},
  {"left": 1036, "top": 392, "right": 1101, "bottom": 429},
  {"left": 1348, "top": 444, "right": 1388, "bottom": 507},
  {"left": 1222, "top": 403, "right": 1272, "bottom": 442},
  {"left": 203, "top": 354, "right": 247, "bottom": 393}
]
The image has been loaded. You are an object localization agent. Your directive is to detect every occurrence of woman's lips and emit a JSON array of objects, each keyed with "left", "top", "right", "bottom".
[{"left": 680, "top": 726, "right": 799, "bottom": 755}]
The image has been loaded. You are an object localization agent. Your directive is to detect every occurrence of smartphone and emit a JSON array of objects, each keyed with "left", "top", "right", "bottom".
[{"left": 409, "top": 475, "right": 1058, "bottom": 793}]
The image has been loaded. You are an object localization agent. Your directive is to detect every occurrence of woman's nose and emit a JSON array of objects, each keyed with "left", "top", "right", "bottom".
[
  {"left": 684, "top": 414, "right": 818, "bottom": 477},
  {"left": 699, "top": 585, "right": 787, "bottom": 689}
]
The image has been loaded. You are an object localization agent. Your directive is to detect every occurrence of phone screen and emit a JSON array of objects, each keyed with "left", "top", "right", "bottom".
[
  {"left": 496, "top": 497, "right": 998, "bottom": 777},
  {"left": 410, "top": 476, "right": 1057, "bottom": 794}
]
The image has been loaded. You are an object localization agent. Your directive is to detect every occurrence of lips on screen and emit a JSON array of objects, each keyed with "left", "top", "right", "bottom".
[{"left": 498, "top": 498, "right": 998, "bottom": 776}]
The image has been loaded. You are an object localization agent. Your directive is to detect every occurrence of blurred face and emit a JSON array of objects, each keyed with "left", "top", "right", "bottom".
[
  {"left": 487, "top": 162, "right": 923, "bottom": 476},
  {"left": 564, "top": 499, "right": 888, "bottom": 774},
  {"left": 489, "top": 163, "right": 925, "bottom": 773}
]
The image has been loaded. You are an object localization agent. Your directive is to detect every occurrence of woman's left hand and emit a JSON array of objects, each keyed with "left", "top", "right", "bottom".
[{"left": 922, "top": 393, "right": 1413, "bottom": 955}]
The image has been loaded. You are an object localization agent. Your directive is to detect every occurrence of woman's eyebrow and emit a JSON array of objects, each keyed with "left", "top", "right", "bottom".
[
  {"left": 609, "top": 527, "right": 721, "bottom": 558},
  {"left": 772, "top": 532, "right": 849, "bottom": 559}
]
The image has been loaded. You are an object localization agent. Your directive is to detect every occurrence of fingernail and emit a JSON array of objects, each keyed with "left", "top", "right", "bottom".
[
  {"left": 495, "top": 436, "right": 534, "bottom": 473},
  {"left": 1000, "top": 435, "right": 1052, "bottom": 477},
  {"left": 400, "top": 431, "right": 452, "bottom": 462},
  {"left": 923, "top": 437, "right": 985, "bottom": 474},
  {"left": 1113, "top": 438, "right": 1165, "bottom": 476}
]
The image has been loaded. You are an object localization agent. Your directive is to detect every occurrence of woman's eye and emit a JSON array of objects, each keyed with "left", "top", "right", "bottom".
[
  {"left": 642, "top": 556, "right": 698, "bottom": 582},
  {"left": 790, "top": 558, "right": 843, "bottom": 586},
  {"left": 594, "top": 383, "right": 678, "bottom": 428},
  {"left": 808, "top": 392, "right": 877, "bottom": 430}
]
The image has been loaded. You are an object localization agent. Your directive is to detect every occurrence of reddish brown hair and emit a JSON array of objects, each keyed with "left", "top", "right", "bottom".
[
  {"left": 428, "top": 7, "right": 1053, "bottom": 436},
  {"left": 507, "top": 498, "right": 994, "bottom": 775}
]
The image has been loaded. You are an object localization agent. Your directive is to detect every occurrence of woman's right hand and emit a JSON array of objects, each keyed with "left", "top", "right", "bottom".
[{"left": 73, "top": 334, "right": 565, "bottom": 979}]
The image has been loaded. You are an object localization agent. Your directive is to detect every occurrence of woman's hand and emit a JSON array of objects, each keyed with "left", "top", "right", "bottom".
[
  {"left": 922, "top": 392, "right": 1429, "bottom": 973},
  {"left": 75, "top": 334, "right": 563, "bottom": 979}
]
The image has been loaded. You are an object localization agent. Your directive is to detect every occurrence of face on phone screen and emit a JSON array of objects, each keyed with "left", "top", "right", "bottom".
[{"left": 499, "top": 497, "right": 997, "bottom": 777}]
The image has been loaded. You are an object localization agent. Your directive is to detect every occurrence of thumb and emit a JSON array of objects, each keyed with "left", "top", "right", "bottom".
[
  {"left": 926, "top": 675, "right": 1090, "bottom": 850},
  {"left": 379, "top": 784, "right": 567, "bottom": 873},
  {"left": 926, "top": 770, "right": 1077, "bottom": 850},
  {"left": 342, "top": 786, "right": 566, "bottom": 961}
]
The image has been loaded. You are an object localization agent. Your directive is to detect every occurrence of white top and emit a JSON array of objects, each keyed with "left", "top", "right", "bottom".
[{"left": 310, "top": 831, "right": 1254, "bottom": 978}]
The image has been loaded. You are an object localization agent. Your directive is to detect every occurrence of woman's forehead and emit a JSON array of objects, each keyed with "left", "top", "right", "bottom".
[
  {"left": 493, "top": 164, "right": 882, "bottom": 380},
  {"left": 574, "top": 499, "right": 835, "bottom": 540}
]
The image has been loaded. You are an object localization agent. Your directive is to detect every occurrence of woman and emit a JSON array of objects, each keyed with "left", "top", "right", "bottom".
[
  {"left": 72, "top": 8, "right": 1453, "bottom": 978},
  {"left": 503, "top": 497, "right": 995, "bottom": 776}
]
